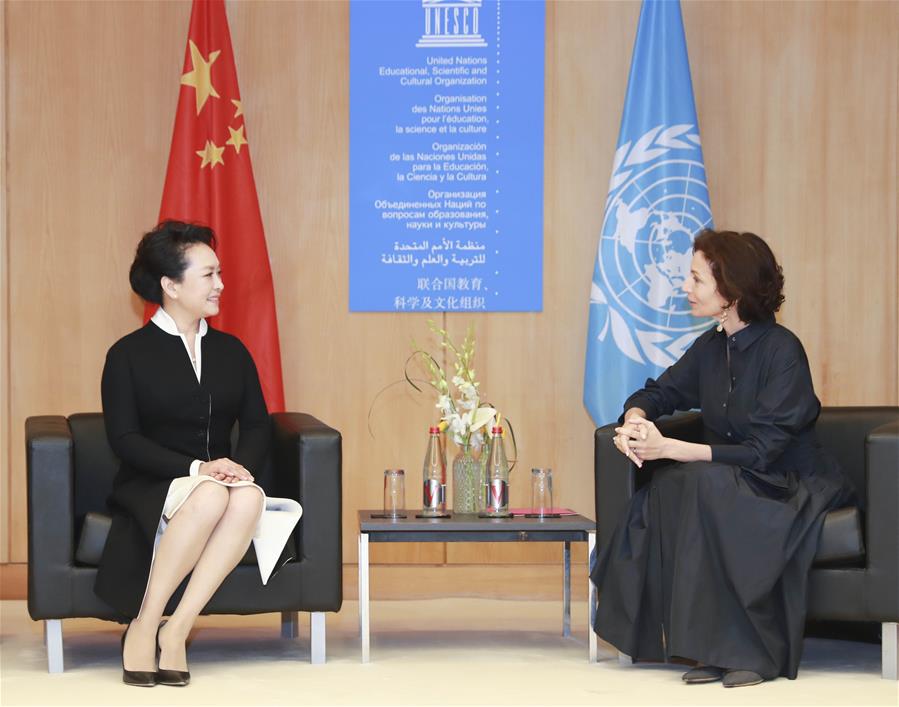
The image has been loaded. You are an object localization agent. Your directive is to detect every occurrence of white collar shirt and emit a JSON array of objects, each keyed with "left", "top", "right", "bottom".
[{"left": 150, "top": 306, "right": 208, "bottom": 383}]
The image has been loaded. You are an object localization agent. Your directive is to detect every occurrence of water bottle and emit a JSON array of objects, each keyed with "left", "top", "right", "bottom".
[
  {"left": 421, "top": 426, "right": 447, "bottom": 516},
  {"left": 483, "top": 426, "right": 510, "bottom": 517}
]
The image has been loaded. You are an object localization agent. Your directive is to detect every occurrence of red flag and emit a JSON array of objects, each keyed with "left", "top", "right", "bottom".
[{"left": 152, "top": 0, "right": 285, "bottom": 412}]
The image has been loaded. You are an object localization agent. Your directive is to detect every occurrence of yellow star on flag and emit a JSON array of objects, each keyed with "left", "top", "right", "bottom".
[
  {"left": 196, "top": 140, "right": 225, "bottom": 169},
  {"left": 181, "top": 40, "right": 221, "bottom": 115},
  {"left": 226, "top": 125, "right": 248, "bottom": 155},
  {"left": 231, "top": 99, "right": 243, "bottom": 118}
]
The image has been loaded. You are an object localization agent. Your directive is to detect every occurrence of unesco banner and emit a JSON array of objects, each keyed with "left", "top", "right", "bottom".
[{"left": 350, "top": 0, "right": 545, "bottom": 312}]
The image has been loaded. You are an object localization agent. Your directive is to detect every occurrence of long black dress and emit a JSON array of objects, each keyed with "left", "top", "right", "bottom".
[
  {"left": 590, "top": 318, "right": 856, "bottom": 680},
  {"left": 94, "top": 320, "right": 269, "bottom": 618}
]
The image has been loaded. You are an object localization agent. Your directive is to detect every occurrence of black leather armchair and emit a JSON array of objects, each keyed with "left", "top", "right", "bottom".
[
  {"left": 26, "top": 412, "right": 342, "bottom": 673},
  {"left": 594, "top": 406, "right": 899, "bottom": 679}
]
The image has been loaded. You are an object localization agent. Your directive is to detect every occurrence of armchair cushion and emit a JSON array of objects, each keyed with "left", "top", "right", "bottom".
[
  {"left": 814, "top": 506, "right": 864, "bottom": 566},
  {"left": 74, "top": 512, "right": 112, "bottom": 566}
]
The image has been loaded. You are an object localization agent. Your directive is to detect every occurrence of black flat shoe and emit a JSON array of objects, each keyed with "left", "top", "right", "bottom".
[
  {"left": 156, "top": 620, "right": 191, "bottom": 687},
  {"left": 722, "top": 669, "right": 765, "bottom": 687},
  {"left": 682, "top": 665, "right": 725, "bottom": 684},
  {"left": 121, "top": 625, "right": 157, "bottom": 687}
]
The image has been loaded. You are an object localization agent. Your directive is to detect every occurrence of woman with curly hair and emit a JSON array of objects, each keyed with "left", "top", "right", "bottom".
[{"left": 591, "top": 229, "right": 856, "bottom": 687}]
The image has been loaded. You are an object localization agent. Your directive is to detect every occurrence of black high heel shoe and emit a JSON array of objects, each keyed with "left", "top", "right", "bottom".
[
  {"left": 156, "top": 620, "right": 191, "bottom": 687},
  {"left": 121, "top": 625, "right": 157, "bottom": 687}
]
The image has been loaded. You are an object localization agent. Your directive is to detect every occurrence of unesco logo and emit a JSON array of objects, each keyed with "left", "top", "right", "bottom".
[
  {"left": 416, "top": 0, "right": 488, "bottom": 49},
  {"left": 591, "top": 125, "right": 712, "bottom": 368}
]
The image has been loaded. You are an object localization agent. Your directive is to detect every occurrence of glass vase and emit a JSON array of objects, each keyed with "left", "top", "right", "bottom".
[{"left": 452, "top": 446, "right": 483, "bottom": 514}]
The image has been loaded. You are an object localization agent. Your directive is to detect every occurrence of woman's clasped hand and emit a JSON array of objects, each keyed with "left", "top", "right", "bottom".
[
  {"left": 199, "top": 458, "right": 254, "bottom": 484},
  {"left": 614, "top": 411, "right": 667, "bottom": 468}
]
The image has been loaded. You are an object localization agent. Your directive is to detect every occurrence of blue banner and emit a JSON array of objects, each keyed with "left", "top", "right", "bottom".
[
  {"left": 584, "top": 0, "right": 713, "bottom": 426},
  {"left": 350, "top": 0, "right": 544, "bottom": 312}
]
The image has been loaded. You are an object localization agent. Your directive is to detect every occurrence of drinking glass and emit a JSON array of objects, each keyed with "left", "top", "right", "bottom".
[
  {"left": 530, "top": 468, "right": 553, "bottom": 519},
  {"left": 383, "top": 469, "right": 406, "bottom": 518}
]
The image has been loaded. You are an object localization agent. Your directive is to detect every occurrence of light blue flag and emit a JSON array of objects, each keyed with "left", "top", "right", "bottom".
[{"left": 584, "top": 0, "right": 713, "bottom": 427}]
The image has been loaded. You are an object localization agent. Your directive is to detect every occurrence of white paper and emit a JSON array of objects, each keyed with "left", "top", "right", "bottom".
[{"left": 252, "top": 497, "right": 303, "bottom": 584}]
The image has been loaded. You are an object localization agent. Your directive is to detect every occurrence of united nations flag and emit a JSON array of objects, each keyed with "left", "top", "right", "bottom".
[{"left": 584, "top": 0, "right": 713, "bottom": 426}]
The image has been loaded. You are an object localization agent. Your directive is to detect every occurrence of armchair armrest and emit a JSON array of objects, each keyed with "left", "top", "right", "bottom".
[
  {"left": 271, "top": 413, "right": 342, "bottom": 612},
  {"left": 865, "top": 418, "right": 899, "bottom": 618},
  {"left": 594, "top": 411, "right": 704, "bottom": 553},
  {"left": 655, "top": 411, "right": 705, "bottom": 445},
  {"left": 594, "top": 423, "right": 635, "bottom": 554},
  {"left": 26, "top": 416, "right": 75, "bottom": 619}
]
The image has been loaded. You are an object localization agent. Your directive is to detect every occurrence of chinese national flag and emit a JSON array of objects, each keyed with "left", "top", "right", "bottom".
[{"left": 152, "top": 0, "right": 285, "bottom": 411}]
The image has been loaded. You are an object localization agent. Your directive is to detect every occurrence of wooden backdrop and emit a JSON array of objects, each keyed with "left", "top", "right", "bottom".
[{"left": 2, "top": 0, "right": 897, "bottom": 595}]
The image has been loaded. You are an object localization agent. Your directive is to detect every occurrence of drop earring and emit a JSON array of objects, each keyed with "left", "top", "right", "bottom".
[{"left": 716, "top": 307, "right": 729, "bottom": 333}]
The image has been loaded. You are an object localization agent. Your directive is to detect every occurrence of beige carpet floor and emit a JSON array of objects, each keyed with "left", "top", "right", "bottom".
[{"left": 1, "top": 599, "right": 895, "bottom": 706}]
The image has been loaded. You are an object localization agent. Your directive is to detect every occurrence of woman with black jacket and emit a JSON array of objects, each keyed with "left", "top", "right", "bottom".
[{"left": 96, "top": 221, "right": 274, "bottom": 687}]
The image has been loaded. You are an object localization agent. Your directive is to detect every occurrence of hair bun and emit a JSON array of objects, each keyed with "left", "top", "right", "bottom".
[{"left": 128, "top": 221, "right": 217, "bottom": 305}]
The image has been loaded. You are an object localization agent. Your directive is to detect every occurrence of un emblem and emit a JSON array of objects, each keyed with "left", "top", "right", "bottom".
[{"left": 590, "top": 124, "right": 712, "bottom": 368}]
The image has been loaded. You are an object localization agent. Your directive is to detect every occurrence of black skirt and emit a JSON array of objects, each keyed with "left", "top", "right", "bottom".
[
  {"left": 95, "top": 477, "right": 171, "bottom": 619},
  {"left": 590, "top": 460, "right": 853, "bottom": 680}
]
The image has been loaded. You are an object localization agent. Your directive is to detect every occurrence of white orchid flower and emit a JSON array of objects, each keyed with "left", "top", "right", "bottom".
[
  {"left": 448, "top": 413, "right": 467, "bottom": 439},
  {"left": 436, "top": 394, "right": 453, "bottom": 416},
  {"left": 458, "top": 398, "right": 478, "bottom": 411},
  {"left": 458, "top": 381, "right": 478, "bottom": 400}
]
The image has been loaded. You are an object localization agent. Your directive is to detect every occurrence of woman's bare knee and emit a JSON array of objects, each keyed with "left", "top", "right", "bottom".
[
  {"left": 226, "top": 486, "right": 264, "bottom": 523},
  {"left": 178, "top": 482, "right": 230, "bottom": 523}
]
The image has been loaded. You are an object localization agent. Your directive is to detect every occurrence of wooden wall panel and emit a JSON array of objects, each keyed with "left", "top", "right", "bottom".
[
  {"left": 5, "top": 0, "right": 189, "bottom": 562},
  {"left": 683, "top": 0, "right": 899, "bottom": 403},
  {"left": 2, "top": 0, "right": 897, "bottom": 574},
  {"left": 1, "top": 0, "right": 9, "bottom": 563}
]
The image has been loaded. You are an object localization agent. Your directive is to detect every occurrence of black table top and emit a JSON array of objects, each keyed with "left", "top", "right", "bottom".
[{"left": 359, "top": 510, "right": 595, "bottom": 533}]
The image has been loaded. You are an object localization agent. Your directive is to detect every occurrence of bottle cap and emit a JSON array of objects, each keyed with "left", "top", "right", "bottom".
[
  {"left": 491, "top": 426, "right": 503, "bottom": 434},
  {"left": 429, "top": 426, "right": 440, "bottom": 434}
]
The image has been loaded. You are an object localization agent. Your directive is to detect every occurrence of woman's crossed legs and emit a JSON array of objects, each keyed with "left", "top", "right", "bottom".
[{"left": 122, "top": 483, "right": 263, "bottom": 672}]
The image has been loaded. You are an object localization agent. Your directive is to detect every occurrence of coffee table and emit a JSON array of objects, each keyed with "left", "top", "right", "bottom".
[{"left": 357, "top": 510, "right": 598, "bottom": 662}]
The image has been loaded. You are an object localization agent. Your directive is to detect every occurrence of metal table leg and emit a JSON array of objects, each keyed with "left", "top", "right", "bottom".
[
  {"left": 563, "top": 541, "right": 571, "bottom": 637},
  {"left": 359, "top": 532, "right": 370, "bottom": 663},
  {"left": 587, "top": 531, "right": 597, "bottom": 662}
]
